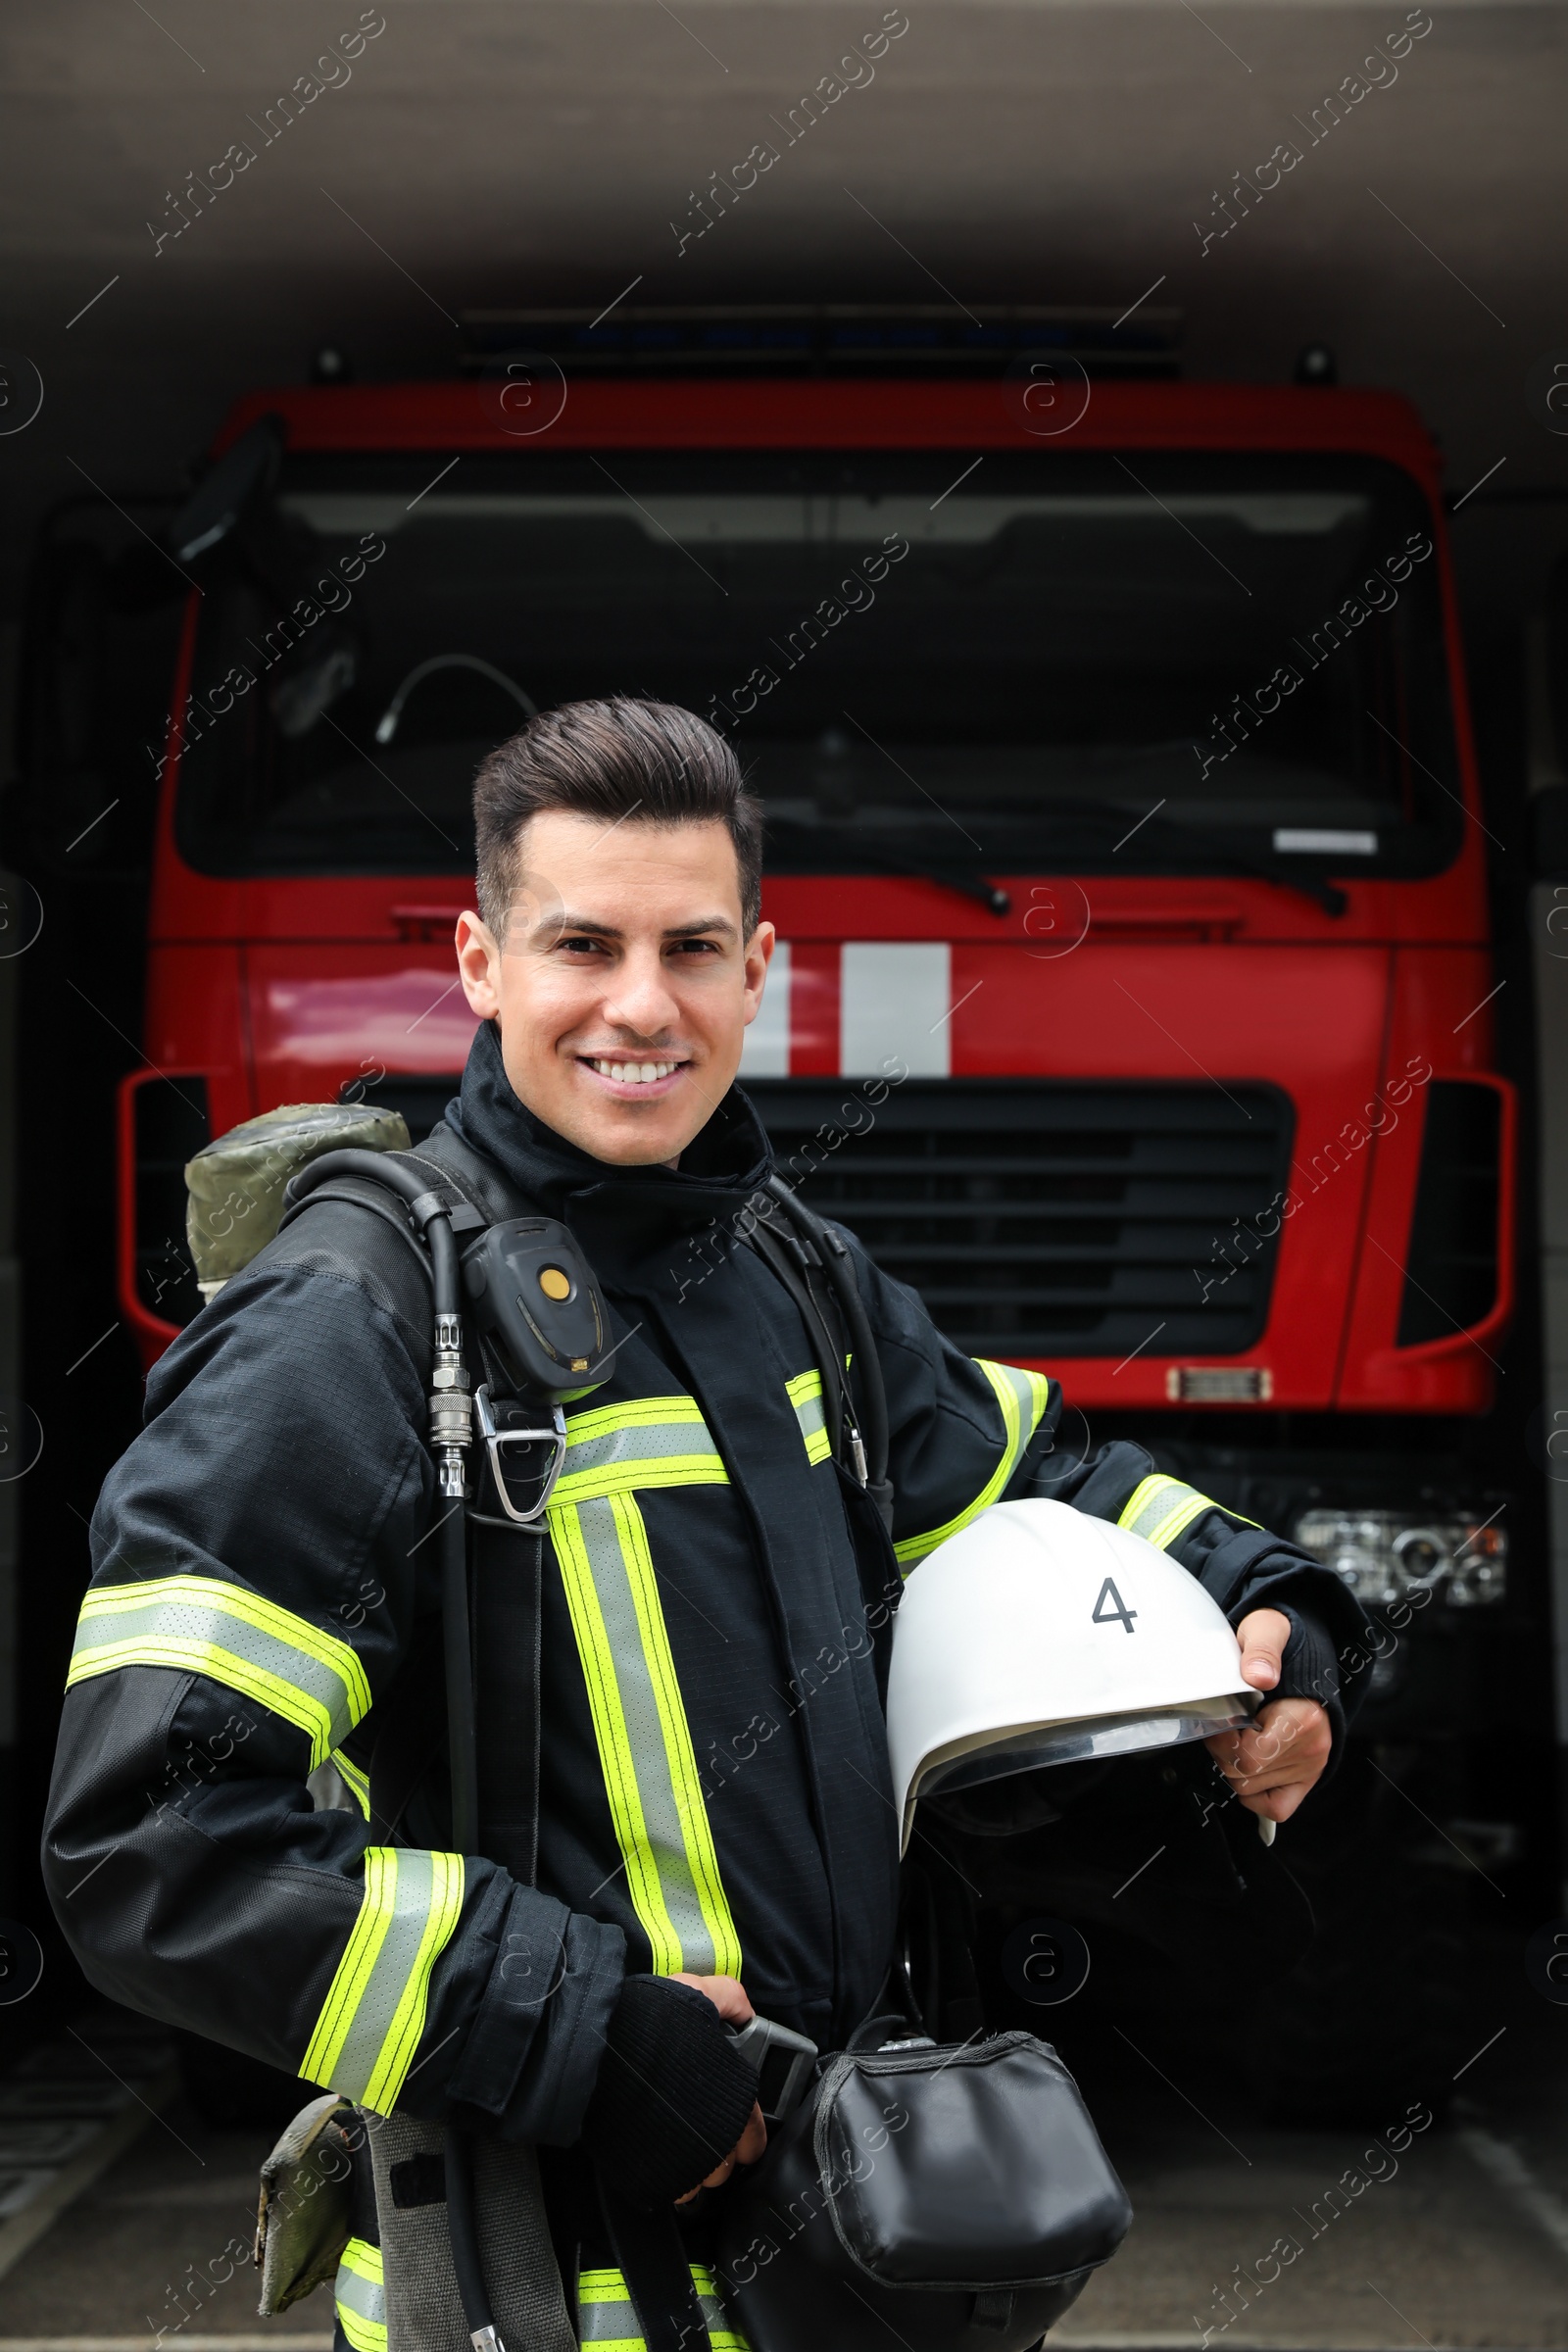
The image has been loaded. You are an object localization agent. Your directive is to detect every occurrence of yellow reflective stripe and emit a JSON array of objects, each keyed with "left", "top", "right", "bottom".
[
  {"left": 339, "top": 2239, "right": 383, "bottom": 2288},
  {"left": 74, "top": 1574, "right": 370, "bottom": 1709},
  {"left": 333, "top": 1751, "right": 371, "bottom": 1819},
  {"left": 615, "top": 1493, "right": 742, "bottom": 1977},
  {"left": 338, "top": 2308, "right": 385, "bottom": 2352},
  {"left": 68, "top": 1574, "right": 370, "bottom": 1770},
  {"left": 786, "top": 1370, "right": 832, "bottom": 1467},
  {"left": 565, "top": 1396, "right": 710, "bottom": 1444},
  {"left": 551, "top": 1500, "right": 677, "bottom": 1973},
  {"left": 1117, "top": 1474, "right": 1183, "bottom": 1540},
  {"left": 555, "top": 1394, "right": 726, "bottom": 1503},
  {"left": 1117, "top": 1474, "right": 1257, "bottom": 1551},
  {"left": 335, "top": 2237, "right": 385, "bottom": 2352},
  {"left": 577, "top": 2266, "right": 747, "bottom": 2351},
  {"left": 555, "top": 1456, "right": 726, "bottom": 1502},
  {"left": 550, "top": 1494, "right": 742, "bottom": 1981},
  {"left": 300, "top": 1846, "right": 465, "bottom": 2115},
  {"left": 893, "top": 1361, "right": 1053, "bottom": 1568}
]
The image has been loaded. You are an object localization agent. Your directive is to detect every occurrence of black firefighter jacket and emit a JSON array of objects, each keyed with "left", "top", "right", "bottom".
[{"left": 44, "top": 1018, "right": 1364, "bottom": 2151}]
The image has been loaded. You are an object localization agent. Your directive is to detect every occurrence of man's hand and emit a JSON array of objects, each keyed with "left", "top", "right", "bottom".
[
  {"left": 670, "top": 1973, "right": 767, "bottom": 2200},
  {"left": 1202, "top": 1607, "right": 1332, "bottom": 1824}
]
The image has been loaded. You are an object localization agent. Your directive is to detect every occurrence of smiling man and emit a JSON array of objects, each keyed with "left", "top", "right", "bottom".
[
  {"left": 453, "top": 725, "right": 777, "bottom": 1169},
  {"left": 45, "top": 699, "right": 1363, "bottom": 2352}
]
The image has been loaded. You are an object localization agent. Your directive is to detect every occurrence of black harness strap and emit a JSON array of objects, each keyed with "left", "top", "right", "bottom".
[
  {"left": 368, "top": 1635, "right": 447, "bottom": 1841},
  {"left": 782, "top": 1203, "right": 895, "bottom": 1529},
  {"left": 597, "top": 2183, "right": 712, "bottom": 2352},
  {"left": 743, "top": 1215, "right": 850, "bottom": 1468},
  {"left": 471, "top": 1522, "right": 545, "bottom": 1885},
  {"left": 748, "top": 1185, "right": 897, "bottom": 1534}
]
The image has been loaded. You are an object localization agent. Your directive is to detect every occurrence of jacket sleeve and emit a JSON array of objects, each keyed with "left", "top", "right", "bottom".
[
  {"left": 1023, "top": 1432, "right": 1369, "bottom": 1746},
  {"left": 41, "top": 1239, "right": 623, "bottom": 2144},
  {"left": 848, "top": 1230, "right": 1369, "bottom": 1743},
  {"left": 841, "top": 1235, "right": 1055, "bottom": 1574}
]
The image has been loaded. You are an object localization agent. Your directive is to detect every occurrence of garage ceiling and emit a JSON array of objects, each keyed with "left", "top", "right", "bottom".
[{"left": 0, "top": 1, "right": 1563, "bottom": 607}]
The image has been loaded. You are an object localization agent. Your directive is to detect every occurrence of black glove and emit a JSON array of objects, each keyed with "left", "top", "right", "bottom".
[
  {"left": 579, "top": 1975, "right": 760, "bottom": 2211},
  {"left": 1276, "top": 1603, "right": 1343, "bottom": 1711}
]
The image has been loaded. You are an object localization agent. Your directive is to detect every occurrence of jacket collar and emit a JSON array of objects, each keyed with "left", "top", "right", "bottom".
[{"left": 445, "top": 1017, "right": 774, "bottom": 1276}]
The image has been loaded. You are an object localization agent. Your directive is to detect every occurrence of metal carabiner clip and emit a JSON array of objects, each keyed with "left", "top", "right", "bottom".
[{"left": 468, "top": 1385, "right": 567, "bottom": 1528}]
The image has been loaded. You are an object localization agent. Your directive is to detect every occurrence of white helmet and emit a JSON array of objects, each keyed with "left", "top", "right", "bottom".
[{"left": 887, "top": 1497, "right": 1257, "bottom": 1854}]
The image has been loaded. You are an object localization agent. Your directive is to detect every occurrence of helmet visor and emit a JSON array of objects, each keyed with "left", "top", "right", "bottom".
[{"left": 917, "top": 1691, "right": 1258, "bottom": 1803}]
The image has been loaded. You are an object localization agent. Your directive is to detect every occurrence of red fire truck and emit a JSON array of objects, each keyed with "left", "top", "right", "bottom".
[{"left": 30, "top": 312, "right": 1525, "bottom": 2108}]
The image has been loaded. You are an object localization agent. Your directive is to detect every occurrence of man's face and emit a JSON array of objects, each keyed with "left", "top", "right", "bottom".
[{"left": 455, "top": 811, "right": 775, "bottom": 1167}]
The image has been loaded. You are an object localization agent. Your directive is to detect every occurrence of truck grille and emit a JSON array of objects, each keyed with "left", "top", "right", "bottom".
[{"left": 744, "top": 1080, "right": 1295, "bottom": 1360}]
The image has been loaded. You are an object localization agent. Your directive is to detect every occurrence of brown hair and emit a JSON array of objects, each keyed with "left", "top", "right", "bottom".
[{"left": 472, "top": 697, "right": 763, "bottom": 938}]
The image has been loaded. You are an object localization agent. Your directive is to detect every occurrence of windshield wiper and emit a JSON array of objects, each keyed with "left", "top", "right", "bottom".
[
  {"left": 1022, "top": 796, "right": 1348, "bottom": 918},
  {"left": 765, "top": 824, "right": 1011, "bottom": 916},
  {"left": 882, "top": 860, "right": 1011, "bottom": 916},
  {"left": 766, "top": 808, "right": 1348, "bottom": 921}
]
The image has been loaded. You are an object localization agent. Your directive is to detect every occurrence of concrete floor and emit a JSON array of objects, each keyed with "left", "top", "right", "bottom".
[
  {"left": 1056, "top": 1948, "right": 1568, "bottom": 2352},
  {"left": 0, "top": 2110, "right": 328, "bottom": 2348},
  {"left": 1, "top": 1993, "right": 1566, "bottom": 2352},
  {"left": 1061, "top": 2108, "right": 1568, "bottom": 2349}
]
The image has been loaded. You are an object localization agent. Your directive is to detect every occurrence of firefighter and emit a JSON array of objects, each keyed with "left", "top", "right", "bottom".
[{"left": 44, "top": 698, "right": 1362, "bottom": 2352}]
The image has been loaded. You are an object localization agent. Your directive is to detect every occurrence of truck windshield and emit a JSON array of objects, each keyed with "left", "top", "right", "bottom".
[{"left": 174, "top": 449, "right": 1461, "bottom": 882}]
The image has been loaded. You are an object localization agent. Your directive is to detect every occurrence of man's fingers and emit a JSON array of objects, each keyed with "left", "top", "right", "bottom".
[
  {"left": 1203, "top": 1698, "right": 1332, "bottom": 1820},
  {"left": 1212, "top": 1767, "right": 1311, "bottom": 1822},
  {"left": 1218, "top": 1699, "right": 1330, "bottom": 1777},
  {"left": 1235, "top": 1778, "right": 1312, "bottom": 1825},
  {"left": 671, "top": 1971, "right": 754, "bottom": 2026},
  {"left": 677, "top": 2159, "right": 732, "bottom": 2202},
  {"left": 1234, "top": 1605, "right": 1292, "bottom": 1691},
  {"left": 676, "top": 2104, "right": 767, "bottom": 2204}
]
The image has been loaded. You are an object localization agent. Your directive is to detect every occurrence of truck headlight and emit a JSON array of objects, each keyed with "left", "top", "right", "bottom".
[{"left": 1293, "top": 1509, "right": 1506, "bottom": 1608}]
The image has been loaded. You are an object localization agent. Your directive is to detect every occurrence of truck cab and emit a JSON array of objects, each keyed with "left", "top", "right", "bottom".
[{"left": 103, "top": 313, "right": 1517, "bottom": 2107}]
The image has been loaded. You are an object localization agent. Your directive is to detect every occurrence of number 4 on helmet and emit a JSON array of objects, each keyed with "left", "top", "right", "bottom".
[{"left": 885, "top": 1497, "right": 1259, "bottom": 1857}]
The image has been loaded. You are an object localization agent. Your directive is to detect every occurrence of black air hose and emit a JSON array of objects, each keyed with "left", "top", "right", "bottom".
[{"left": 287, "top": 1148, "right": 497, "bottom": 2346}]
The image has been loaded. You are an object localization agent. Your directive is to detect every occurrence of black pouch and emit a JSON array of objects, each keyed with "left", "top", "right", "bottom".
[{"left": 715, "top": 2026, "right": 1132, "bottom": 2352}]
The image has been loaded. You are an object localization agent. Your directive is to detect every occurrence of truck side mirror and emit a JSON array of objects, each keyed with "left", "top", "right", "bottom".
[{"left": 168, "top": 414, "right": 285, "bottom": 565}]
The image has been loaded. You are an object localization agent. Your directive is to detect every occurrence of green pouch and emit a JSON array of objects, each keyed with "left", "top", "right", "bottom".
[
  {"left": 186, "top": 1100, "right": 411, "bottom": 1295},
  {"left": 254, "top": 2092, "right": 360, "bottom": 2315}
]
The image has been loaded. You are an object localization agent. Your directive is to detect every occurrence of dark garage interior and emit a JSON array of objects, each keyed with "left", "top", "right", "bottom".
[{"left": 2, "top": 4, "right": 1568, "bottom": 2345}]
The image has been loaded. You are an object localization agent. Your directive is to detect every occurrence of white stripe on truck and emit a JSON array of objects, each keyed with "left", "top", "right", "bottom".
[
  {"left": 841, "top": 942, "right": 951, "bottom": 1078},
  {"left": 739, "top": 939, "right": 790, "bottom": 1076}
]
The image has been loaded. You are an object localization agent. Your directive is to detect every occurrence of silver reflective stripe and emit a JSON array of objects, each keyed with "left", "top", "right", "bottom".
[
  {"left": 1117, "top": 1473, "right": 1251, "bottom": 1552},
  {"left": 578, "top": 2267, "right": 738, "bottom": 2347},
  {"left": 300, "top": 1847, "right": 466, "bottom": 2114},
  {"left": 68, "top": 1574, "right": 368, "bottom": 1768},
  {"left": 563, "top": 1494, "right": 739, "bottom": 1977},
  {"left": 578, "top": 2291, "right": 638, "bottom": 2346},
  {"left": 335, "top": 2238, "right": 386, "bottom": 2352},
  {"left": 786, "top": 1370, "right": 831, "bottom": 1466},
  {"left": 336, "top": 2244, "right": 385, "bottom": 2326},
  {"left": 553, "top": 1397, "right": 725, "bottom": 1503}
]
